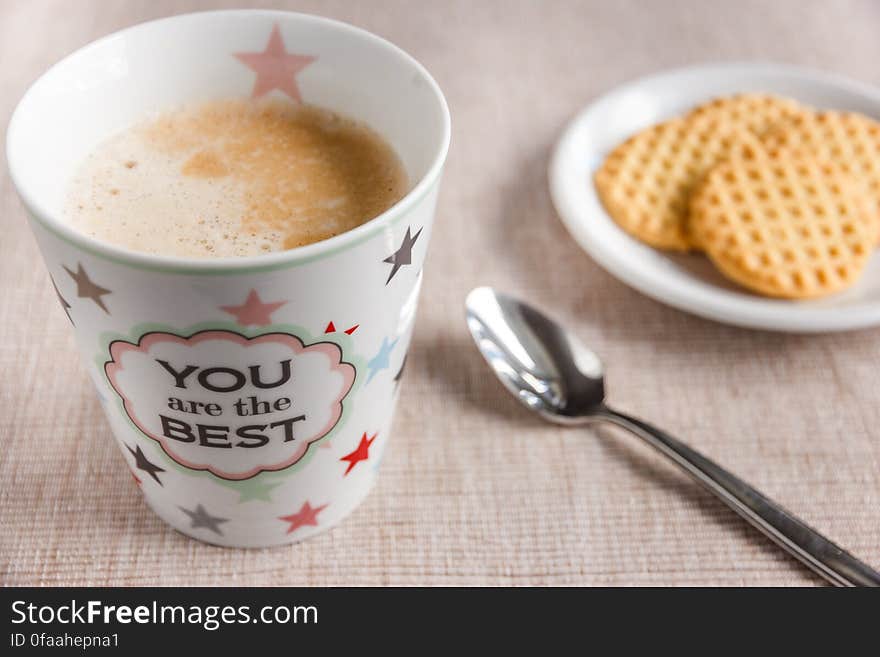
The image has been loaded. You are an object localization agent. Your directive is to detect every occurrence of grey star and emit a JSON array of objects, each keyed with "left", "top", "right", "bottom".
[
  {"left": 393, "top": 355, "right": 408, "bottom": 387},
  {"left": 126, "top": 443, "right": 165, "bottom": 485},
  {"left": 50, "top": 275, "right": 73, "bottom": 325},
  {"left": 383, "top": 226, "right": 422, "bottom": 284},
  {"left": 179, "top": 504, "right": 229, "bottom": 536},
  {"left": 63, "top": 263, "right": 111, "bottom": 314}
]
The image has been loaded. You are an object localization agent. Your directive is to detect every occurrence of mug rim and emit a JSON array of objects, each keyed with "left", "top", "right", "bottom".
[{"left": 6, "top": 9, "right": 451, "bottom": 275}]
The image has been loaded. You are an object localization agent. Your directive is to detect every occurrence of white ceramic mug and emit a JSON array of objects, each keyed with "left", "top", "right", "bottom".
[{"left": 7, "top": 10, "right": 450, "bottom": 547}]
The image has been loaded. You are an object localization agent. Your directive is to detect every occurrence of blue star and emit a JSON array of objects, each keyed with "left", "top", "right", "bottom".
[
  {"left": 94, "top": 385, "right": 108, "bottom": 406},
  {"left": 372, "top": 443, "right": 386, "bottom": 473},
  {"left": 366, "top": 337, "right": 398, "bottom": 383}
]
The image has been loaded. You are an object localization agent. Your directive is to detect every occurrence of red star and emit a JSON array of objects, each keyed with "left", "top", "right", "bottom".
[
  {"left": 279, "top": 501, "right": 328, "bottom": 534},
  {"left": 220, "top": 289, "right": 286, "bottom": 326},
  {"left": 325, "top": 321, "right": 359, "bottom": 335},
  {"left": 340, "top": 432, "right": 376, "bottom": 476},
  {"left": 234, "top": 24, "right": 316, "bottom": 102}
]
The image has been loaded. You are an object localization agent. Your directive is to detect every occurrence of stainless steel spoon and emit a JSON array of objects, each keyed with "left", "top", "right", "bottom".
[{"left": 465, "top": 286, "right": 880, "bottom": 587}]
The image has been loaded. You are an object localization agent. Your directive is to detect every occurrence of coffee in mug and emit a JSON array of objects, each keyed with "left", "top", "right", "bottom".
[{"left": 66, "top": 98, "right": 408, "bottom": 257}]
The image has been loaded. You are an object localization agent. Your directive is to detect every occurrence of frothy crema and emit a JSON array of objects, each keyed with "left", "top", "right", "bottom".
[{"left": 65, "top": 99, "right": 408, "bottom": 257}]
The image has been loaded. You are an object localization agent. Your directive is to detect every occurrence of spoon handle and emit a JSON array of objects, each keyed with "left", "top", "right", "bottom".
[{"left": 599, "top": 407, "right": 880, "bottom": 587}]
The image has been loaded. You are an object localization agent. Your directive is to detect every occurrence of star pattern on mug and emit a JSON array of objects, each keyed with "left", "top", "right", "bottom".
[
  {"left": 220, "top": 289, "right": 286, "bottom": 326},
  {"left": 126, "top": 443, "right": 165, "bottom": 486},
  {"left": 63, "top": 263, "right": 111, "bottom": 314},
  {"left": 50, "top": 275, "right": 73, "bottom": 325},
  {"left": 371, "top": 441, "right": 387, "bottom": 473},
  {"left": 324, "top": 321, "right": 359, "bottom": 335},
  {"left": 340, "top": 432, "right": 377, "bottom": 476},
  {"left": 383, "top": 226, "right": 422, "bottom": 284},
  {"left": 393, "top": 355, "right": 408, "bottom": 387},
  {"left": 180, "top": 504, "right": 229, "bottom": 536},
  {"left": 366, "top": 336, "right": 398, "bottom": 383},
  {"left": 234, "top": 24, "right": 316, "bottom": 102},
  {"left": 279, "top": 500, "right": 328, "bottom": 534}
]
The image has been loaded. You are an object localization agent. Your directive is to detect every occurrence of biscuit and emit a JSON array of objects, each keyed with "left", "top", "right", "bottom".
[
  {"left": 595, "top": 116, "right": 762, "bottom": 250},
  {"left": 762, "top": 110, "right": 880, "bottom": 211},
  {"left": 685, "top": 93, "right": 809, "bottom": 136},
  {"left": 690, "top": 143, "right": 877, "bottom": 299}
]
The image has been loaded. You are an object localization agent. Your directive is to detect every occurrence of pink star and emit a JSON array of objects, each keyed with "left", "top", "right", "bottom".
[
  {"left": 220, "top": 289, "right": 286, "bottom": 326},
  {"left": 280, "top": 501, "right": 328, "bottom": 534},
  {"left": 234, "top": 24, "right": 316, "bottom": 102}
]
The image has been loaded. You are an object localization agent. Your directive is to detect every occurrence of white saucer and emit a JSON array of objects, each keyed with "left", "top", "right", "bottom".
[{"left": 549, "top": 62, "right": 880, "bottom": 332}]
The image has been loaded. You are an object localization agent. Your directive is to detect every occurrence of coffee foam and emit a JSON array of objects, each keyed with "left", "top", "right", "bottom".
[{"left": 65, "top": 99, "right": 408, "bottom": 258}]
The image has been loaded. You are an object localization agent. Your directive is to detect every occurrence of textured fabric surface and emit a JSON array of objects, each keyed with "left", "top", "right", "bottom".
[{"left": 2, "top": 0, "right": 880, "bottom": 587}]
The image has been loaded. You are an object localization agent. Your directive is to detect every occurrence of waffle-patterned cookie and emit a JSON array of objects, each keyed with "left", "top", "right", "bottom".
[
  {"left": 595, "top": 116, "right": 762, "bottom": 251},
  {"left": 690, "top": 143, "right": 878, "bottom": 299},
  {"left": 762, "top": 110, "right": 880, "bottom": 210},
  {"left": 686, "top": 93, "right": 809, "bottom": 136}
]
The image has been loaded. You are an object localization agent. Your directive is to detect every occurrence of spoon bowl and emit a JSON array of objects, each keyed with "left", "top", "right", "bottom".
[{"left": 465, "top": 287, "right": 605, "bottom": 423}]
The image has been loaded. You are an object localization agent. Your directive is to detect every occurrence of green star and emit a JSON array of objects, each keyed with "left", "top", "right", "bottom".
[{"left": 237, "top": 479, "right": 282, "bottom": 503}]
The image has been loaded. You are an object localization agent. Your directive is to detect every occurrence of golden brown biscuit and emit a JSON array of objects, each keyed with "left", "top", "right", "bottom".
[
  {"left": 685, "top": 93, "right": 809, "bottom": 136},
  {"left": 681, "top": 94, "right": 813, "bottom": 249},
  {"left": 595, "top": 116, "right": 762, "bottom": 251},
  {"left": 690, "top": 143, "right": 878, "bottom": 299},
  {"left": 762, "top": 110, "right": 880, "bottom": 211}
]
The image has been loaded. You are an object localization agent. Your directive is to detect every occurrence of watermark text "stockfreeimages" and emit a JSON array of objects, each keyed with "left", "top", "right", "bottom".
[{"left": 10, "top": 599, "right": 317, "bottom": 631}]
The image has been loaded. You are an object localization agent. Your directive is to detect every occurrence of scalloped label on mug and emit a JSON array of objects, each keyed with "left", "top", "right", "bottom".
[{"left": 105, "top": 330, "right": 356, "bottom": 480}]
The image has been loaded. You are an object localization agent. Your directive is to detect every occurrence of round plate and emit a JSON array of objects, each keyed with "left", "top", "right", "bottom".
[{"left": 549, "top": 62, "right": 880, "bottom": 332}]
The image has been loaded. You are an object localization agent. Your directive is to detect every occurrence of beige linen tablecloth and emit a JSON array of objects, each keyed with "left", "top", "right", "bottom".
[{"left": 2, "top": 0, "right": 879, "bottom": 587}]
